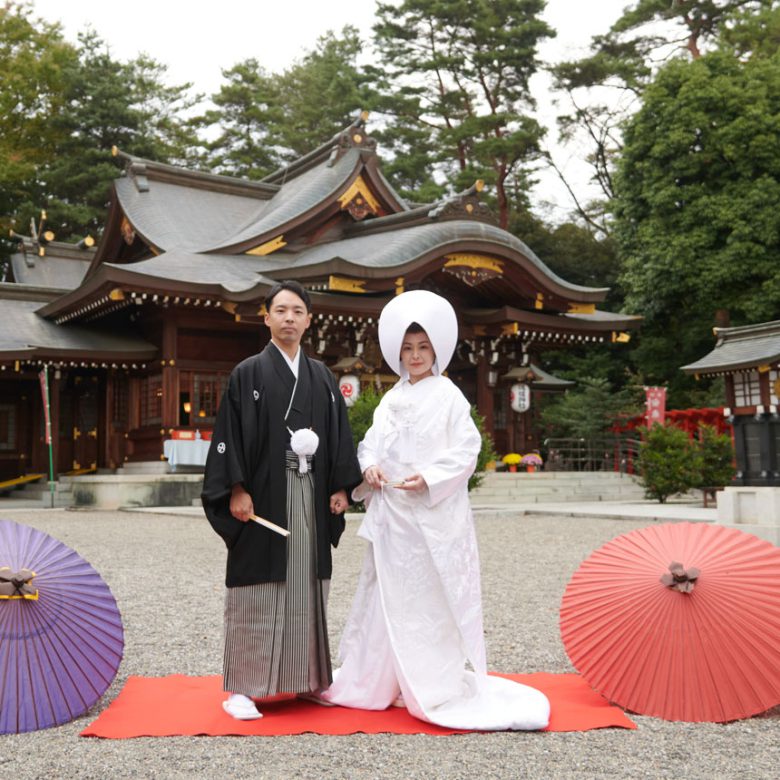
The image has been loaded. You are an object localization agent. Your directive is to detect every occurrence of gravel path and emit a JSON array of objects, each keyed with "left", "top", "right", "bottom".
[{"left": 0, "top": 508, "right": 777, "bottom": 780}]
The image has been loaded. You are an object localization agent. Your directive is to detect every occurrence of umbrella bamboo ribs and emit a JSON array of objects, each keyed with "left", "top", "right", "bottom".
[{"left": 560, "top": 522, "right": 780, "bottom": 723}]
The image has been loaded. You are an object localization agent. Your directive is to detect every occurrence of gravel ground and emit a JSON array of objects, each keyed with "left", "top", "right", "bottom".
[{"left": 0, "top": 507, "right": 777, "bottom": 780}]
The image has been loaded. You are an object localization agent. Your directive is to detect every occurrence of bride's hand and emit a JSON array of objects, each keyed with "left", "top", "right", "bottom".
[
  {"left": 364, "top": 465, "right": 387, "bottom": 489},
  {"left": 395, "top": 474, "right": 426, "bottom": 492}
]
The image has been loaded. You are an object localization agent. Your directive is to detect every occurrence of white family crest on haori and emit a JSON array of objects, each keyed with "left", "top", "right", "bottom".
[
  {"left": 217, "top": 442, "right": 226, "bottom": 454},
  {"left": 378, "top": 290, "right": 458, "bottom": 378},
  {"left": 290, "top": 428, "right": 319, "bottom": 473}
]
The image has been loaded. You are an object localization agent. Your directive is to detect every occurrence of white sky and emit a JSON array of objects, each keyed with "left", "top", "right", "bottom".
[{"left": 30, "top": 0, "right": 635, "bottom": 223}]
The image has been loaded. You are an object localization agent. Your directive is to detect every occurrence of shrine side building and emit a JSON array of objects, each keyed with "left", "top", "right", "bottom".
[{"left": 0, "top": 116, "right": 639, "bottom": 481}]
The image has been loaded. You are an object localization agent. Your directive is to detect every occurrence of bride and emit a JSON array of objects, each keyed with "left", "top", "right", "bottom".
[{"left": 321, "top": 290, "right": 549, "bottom": 731}]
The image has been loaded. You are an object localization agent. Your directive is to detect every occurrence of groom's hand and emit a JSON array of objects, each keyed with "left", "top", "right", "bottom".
[
  {"left": 230, "top": 484, "right": 253, "bottom": 522},
  {"left": 330, "top": 489, "right": 348, "bottom": 514}
]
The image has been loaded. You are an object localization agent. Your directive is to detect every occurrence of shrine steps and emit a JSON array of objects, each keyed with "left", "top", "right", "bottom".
[
  {"left": 469, "top": 471, "right": 646, "bottom": 505},
  {"left": 1, "top": 470, "right": 204, "bottom": 510}
]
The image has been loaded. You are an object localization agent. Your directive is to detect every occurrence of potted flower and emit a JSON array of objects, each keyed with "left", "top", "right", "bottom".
[
  {"left": 502, "top": 453, "right": 522, "bottom": 473},
  {"left": 520, "top": 452, "right": 543, "bottom": 473}
]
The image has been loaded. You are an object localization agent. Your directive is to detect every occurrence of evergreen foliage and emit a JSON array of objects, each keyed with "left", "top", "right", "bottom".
[
  {"left": 470, "top": 406, "right": 497, "bottom": 491},
  {"left": 0, "top": 4, "right": 202, "bottom": 247},
  {"left": 638, "top": 424, "right": 700, "bottom": 503},
  {"left": 613, "top": 49, "right": 780, "bottom": 404},
  {"left": 540, "top": 376, "right": 643, "bottom": 440},
  {"left": 369, "top": 0, "right": 554, "bottom": 226},
  {"left": 346, "top": 384, "right": 382, "bottom": 454},
  {"left": 694, "top": 424, "right": 735, "bottom": 490}
]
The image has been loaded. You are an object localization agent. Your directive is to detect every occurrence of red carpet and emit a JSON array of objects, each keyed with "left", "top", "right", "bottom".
[{"left": 81, "top": 673, "right": 635, "bottom": 738}]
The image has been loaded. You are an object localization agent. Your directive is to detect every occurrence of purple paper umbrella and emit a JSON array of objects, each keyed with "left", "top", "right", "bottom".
[{"left": 0, "top": 519, "right": 124, "bottom": 733}]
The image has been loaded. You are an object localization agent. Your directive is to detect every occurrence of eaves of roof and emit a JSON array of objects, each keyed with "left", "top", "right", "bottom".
[
  {"left": 0, "top": 297, "right": 156, "bottom": 361},
  {"left": 464, "top": 305, "right": 641, "bottom": 332},
  {"left": 681, "top": 321, "right": 780, "bottom": 374},
  {"left": 282, "top": 221, "right": 610, "bottom": 302}
]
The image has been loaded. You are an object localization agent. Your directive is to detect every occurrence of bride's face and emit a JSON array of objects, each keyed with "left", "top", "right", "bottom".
[{"left": 400, "top": 331, "right": 435, "bottom": 384}]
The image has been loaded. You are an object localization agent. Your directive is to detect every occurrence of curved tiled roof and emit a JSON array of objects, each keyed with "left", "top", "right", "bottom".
[
  {"left": 285, "top": 220, "right": 608, "bottom": 298},
  {"left": 681, "top": 321, "right": 780, "bottom": 374},
  {"left": 102, "top": 252, "right": 278, "bottom": 294},
  {"left": 209, "top": 149, "right": 366, "bottom": 251},
  {"left": 115, "top": 177, "right": 269, "bottom": 253},
  {"left": 11, "top": 249, "right": 91, "bottom": 291}
]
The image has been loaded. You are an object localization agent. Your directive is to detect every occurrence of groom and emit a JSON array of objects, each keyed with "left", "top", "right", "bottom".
[{"left": 202, "top": 279, "right": 362, "bottom": 720}]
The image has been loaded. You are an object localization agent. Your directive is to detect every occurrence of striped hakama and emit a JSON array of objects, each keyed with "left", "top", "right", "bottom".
[{"left": 223, "top": 452, "right": 332, "bottom": 697}]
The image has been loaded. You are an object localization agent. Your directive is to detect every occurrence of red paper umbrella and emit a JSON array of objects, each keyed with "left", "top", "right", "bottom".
[
  {"left": 560, "top": 522, "right": 780, "bottom": 722},
  {"left": 0, "top": 519, "right": 124, "bottom": 733}
]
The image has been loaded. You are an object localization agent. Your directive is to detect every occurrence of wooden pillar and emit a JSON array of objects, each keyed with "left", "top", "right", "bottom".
[
  {"left": 476, "top": 354, "right": 494, "bottom": 434},
  {"left": 100, "top": 371, "right": 111, "bottom": 468},
  {"left": 162, "top": 317, "right": 178, "bottom": 430},
  {"left": 49, "top": 370, "right": 60, "bottom": 477}
]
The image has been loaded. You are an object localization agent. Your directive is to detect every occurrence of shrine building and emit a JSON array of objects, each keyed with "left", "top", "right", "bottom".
[
  {"left": 0, "top": 114, "right": 639, "bottom": 482},
  {"left": 682, "top": 320, "right": 780, "bottom": 487}
]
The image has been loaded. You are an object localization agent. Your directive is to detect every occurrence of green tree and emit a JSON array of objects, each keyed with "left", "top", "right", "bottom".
[
  {"left": 639, "top": 423, "right": 700, "bottom": 502},
  {"left": 205, "top": 27, "right": 376, "bottom": 178},
  {"left": 613, "top": 50, "right": 780, "bottom": 403},
  {"left": 540, "top": 376, "right": 643, "bottom": 440},
  {"left": 42, "top": 31, "right": 203, "bottom": 240},
  {"left": 550, "top": 1, "right": 772, "bottom": 231},
  {"left": 0, "top": 2, "right": 77, "bottom": 270},
  {"left": 275, "top": 27, "right": 377, "bottom": 159},
  {"left": 371, "top": 0, "right": 554, "bottom": 226},
  {"left": 203, "top": 59, "right": 282, "bottom": 179}
]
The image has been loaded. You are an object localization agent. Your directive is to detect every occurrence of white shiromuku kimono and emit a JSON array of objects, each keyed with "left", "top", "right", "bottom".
[{"left": 322, "top": 374, "right": 550, "bottom": 731}]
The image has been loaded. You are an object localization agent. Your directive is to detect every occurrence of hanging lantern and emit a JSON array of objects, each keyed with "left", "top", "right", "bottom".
[
  {"left": 510, "top": 383, "right": 530, "bottom": 413},
  {"left": 339, "top": 374, "right": 360, "bottom": 407}
]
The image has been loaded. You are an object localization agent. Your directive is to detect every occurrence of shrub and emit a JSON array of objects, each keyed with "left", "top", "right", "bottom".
[
  {"left": 346, "top": 384, "right": 382, "bottom": 453},
  {"left": 694, "top": 424, "right": 735, "bottom": 489},
  {"left": 638, "top": 424, "right": 700, "bottom": 503},
  {"left": 470, "top": 406, "right": 497, "bottom": 492}
]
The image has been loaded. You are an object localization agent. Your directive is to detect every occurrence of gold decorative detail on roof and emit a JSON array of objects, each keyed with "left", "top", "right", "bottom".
[
  {"left": 567, "top": 302, "right": 596, "bottom": 315},
  {"left": 109, "top": 289, "right": 125, "bottom": 301},
  {"left": 443, "top": 254, "right": 503, "bottom": 288},
  {"left": 338, "top": 176, "right": 381, "bottom": 219},
  {"left": 443, "top": 254, "right": 503, "bottom": 274},
  {"left": 502, "top": 322, "right": 519, "bottom": 336},
  {"left": 611, "top": 332, "right": 631, "bottom": 343},
  {"left": 535, "top": 293, "right": 544, "bottom": 310},
  {"left": 329, "top": 275, "right": 367, "bottom": 294},
  {"left": 120, "top": 216, "right": 135, "bottom": 246},
  {"left": 246, "top": 235, "right": 286, "bottom": 256},
  {"left": 395, "top": 277, "right": 405, "bottom": 295},
  {"left": 221, "top": 302, "right": 237, "bottom": 314},
  {"left": 758, "top": 364, "right": 771, "bottom": 373}
]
